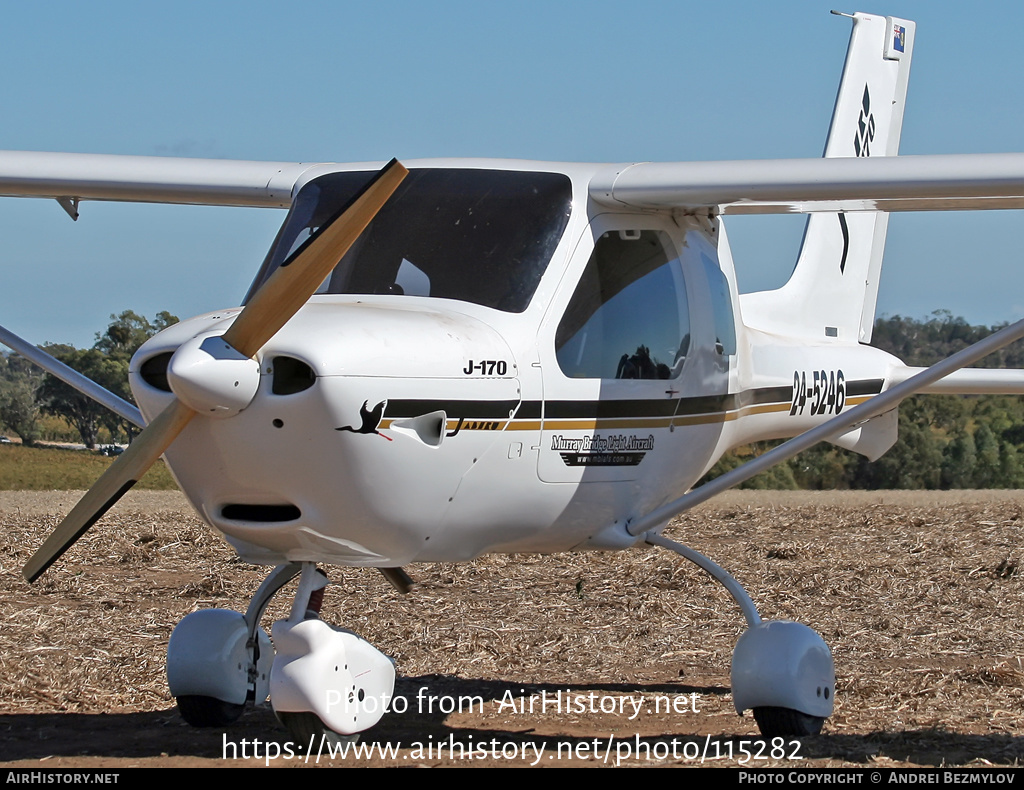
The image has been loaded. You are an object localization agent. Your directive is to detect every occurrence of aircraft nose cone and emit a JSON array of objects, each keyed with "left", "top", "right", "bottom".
[{"left": 166, "top": 332, "right": 261, "bottom": 418}]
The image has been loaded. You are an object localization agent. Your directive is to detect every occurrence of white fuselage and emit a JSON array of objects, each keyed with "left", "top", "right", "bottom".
[{"left": 129, "top": 159, "right": 899, "bottom": 567}]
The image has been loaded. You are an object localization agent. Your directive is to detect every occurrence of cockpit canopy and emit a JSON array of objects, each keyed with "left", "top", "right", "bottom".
[{"left": 248, "top": 168, "right": 573, "bottom": 313}]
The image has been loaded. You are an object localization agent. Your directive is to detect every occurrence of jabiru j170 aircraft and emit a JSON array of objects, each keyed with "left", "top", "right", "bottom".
[{"left": 2, "top": 10, "right": 1024, "bottom": 741}]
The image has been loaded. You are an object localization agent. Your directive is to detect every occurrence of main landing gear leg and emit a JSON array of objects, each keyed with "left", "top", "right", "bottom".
[
  {"left": 166, "top": 562, "right": 301, "bottom": 727},
  {"left": 269, "top": 562, "right": 396, "bottom": 747},
  {"left": 645, "top": 533, "right": 834, "bottom": 737}
]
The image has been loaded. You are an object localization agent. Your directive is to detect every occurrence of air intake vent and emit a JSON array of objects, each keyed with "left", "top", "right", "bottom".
[
  {"left": 139, "top": 352, "right": 174, "bottom": 392},
  {"left": 272, "top": 356, "right": 316, "bottom": 395},
  {"left": 221, "top": 504, "right": 302, "bottom": 522}
]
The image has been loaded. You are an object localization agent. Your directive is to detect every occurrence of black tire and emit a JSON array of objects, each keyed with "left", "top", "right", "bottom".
[
  {"left": 277, "top": 711, "right": 359, "bottom": 751},
  {"left": 752, "top": 706, "right": 824, "bottom": 737},
  {"left": 176, "top": 695, "right": 245, "bottom": 727}
]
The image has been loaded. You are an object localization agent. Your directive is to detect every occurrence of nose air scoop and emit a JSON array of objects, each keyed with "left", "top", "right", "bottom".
[{"left": 167, "top": 333, "right": 261, "bottom": 418}]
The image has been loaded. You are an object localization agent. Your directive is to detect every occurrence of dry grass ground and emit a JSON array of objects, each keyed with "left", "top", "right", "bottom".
[{"left": 0, "top": 490, "right": 1021, "bottom": 768}]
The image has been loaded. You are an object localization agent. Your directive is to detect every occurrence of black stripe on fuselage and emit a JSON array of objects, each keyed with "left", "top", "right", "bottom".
[
  {"left": 845, "top": 378, "right": 884, "bottom": 397},
  {"left": 542, "top": 385, "right": 798, "bottom": 419},
  {"left": 382, "top": 379, "right": 880, "bottom": 424},
  {"left": 383, "top": 380, "right": 881, "bottom": 422}
]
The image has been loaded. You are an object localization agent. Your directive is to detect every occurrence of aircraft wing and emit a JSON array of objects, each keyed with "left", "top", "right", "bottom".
[
  {"left": 4, "top": 149, "right": 1024, "bottom": 217},
  {"left": 0, "top": 150, "right": 326, "bottom": 214},
  {"left": 590, "top": 153, "right": 1024, "bottom": 214}
]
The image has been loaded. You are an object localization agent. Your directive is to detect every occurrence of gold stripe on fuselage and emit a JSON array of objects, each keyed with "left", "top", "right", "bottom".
[{"left": 378, "top": 395, "right": 875, "bottom": 434}]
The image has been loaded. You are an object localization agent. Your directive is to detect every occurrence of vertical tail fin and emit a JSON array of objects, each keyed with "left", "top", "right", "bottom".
[{"left": 740, "top": 12, "right": 914, "bottom": 343}]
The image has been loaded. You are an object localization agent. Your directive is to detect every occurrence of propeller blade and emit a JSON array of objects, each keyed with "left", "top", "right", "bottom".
[
  {"left": 223, "top": 158, "right": 408, "bottom": 358},
  {"left": 24, "top": 161, "right": 407, "bottom": 583},
  {"left": 24, "top": 399, "right": 196, "bottom": 582}
]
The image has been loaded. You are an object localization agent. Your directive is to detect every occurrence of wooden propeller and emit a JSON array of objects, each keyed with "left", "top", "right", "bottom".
[{"left": 24, "top": 159, "right": 408, "bottom": 582}]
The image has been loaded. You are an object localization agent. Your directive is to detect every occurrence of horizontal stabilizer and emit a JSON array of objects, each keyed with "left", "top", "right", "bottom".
[{"left": 888, "top": 366, "right": 1024, "bottom": 395}]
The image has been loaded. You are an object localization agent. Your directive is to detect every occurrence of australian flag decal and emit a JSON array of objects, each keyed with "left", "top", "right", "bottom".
[{"left": 892, "top": 24, "right": 906, "bottom": 53}]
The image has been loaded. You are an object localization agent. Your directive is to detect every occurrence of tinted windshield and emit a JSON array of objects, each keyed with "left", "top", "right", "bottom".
[{"left": 248, "top": 168, "right": 573, "bottom": 313}]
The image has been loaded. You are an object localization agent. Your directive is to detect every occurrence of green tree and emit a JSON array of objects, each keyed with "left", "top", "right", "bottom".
[
  {"left": 0, "top": 352, "right": 45, "bottom": 445},
  {"left": 942, "top": 432, "right": 977, "bottom": 489},
  {"left": 973, "top": 424, "right": 1001, "bottom": 488},
  {"left": 37, "top": 347, "right": 123, "bottom": 449},
  {"left": 999, "top": 441, "right": 1024, "bottom": 488},
  {"left": 0, "top": 377, "right": 43, "bottom": 446},
  {"left": 94, "top": 310, "right": 177, "bottom": 440},
  {"left": 852, "top": 405, "right": 944, "bottom": 489},
  {"left": 792, "top": 444, "right": 856, "bottom": 490},
  {"left": 94, "top": 310, "right": 178, "bottom": 360},
  {"left": 35, "top": 311, "right": 179, "bottom": 448}
]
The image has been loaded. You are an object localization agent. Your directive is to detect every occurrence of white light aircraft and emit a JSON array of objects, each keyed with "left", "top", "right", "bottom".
[{"left": 3, "top": 10, "right": 1024, "bottom": 741}]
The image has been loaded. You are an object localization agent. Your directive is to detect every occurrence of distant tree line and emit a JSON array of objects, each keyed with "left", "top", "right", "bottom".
[{"left": 0, "top": 311, "right": 177, "bottom": 448}]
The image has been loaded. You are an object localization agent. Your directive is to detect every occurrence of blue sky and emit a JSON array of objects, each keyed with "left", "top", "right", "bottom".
[{"left": 2, "top": 0, "right": 1023, "bottom": 347}]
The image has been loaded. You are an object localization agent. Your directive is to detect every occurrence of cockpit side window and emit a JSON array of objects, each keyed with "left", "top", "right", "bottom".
[
  {"left": 555, "top": 230, "right": 690, "bottom": 380},
  {"left": 247, "top": 169, "right": 572, "bottom": 313},
  {"left": 702, "top": 253, "right": 737, "bottom": 356}
]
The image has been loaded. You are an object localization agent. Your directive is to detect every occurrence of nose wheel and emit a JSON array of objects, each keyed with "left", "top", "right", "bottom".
[
  {"left": 168, "top": 560, "right": 401, "bottom": 746},
  {"left": 269, "top": 563, "right": 396, "bottom": 744}
]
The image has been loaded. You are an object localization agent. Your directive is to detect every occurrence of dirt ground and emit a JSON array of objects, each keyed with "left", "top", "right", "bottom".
[{"left": 1, "top": 489, "right": 1022, "bottom": 768}]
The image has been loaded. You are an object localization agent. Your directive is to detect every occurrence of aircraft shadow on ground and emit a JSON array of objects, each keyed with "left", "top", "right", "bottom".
[{"left": 1, "top": 675, "right": 1021, "bottom": 764}]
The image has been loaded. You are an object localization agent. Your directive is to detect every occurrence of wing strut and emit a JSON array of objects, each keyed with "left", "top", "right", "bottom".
[
  {"left": 626, "top": 316, "right": 1024, "bottom": 537},
  {"left": 0, "top": 323, "right": 143, "bottom": 427}
]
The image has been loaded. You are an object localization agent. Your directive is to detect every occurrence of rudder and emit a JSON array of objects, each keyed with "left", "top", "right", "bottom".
[{"left": 740, "top": 12, "right": 914, "bottom": 343}]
